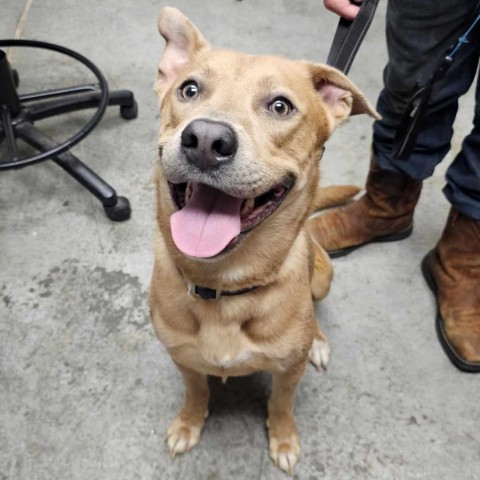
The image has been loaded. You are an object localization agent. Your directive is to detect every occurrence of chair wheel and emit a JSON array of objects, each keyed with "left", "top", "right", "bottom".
[
  {"left": 104, "top": 196, "right": 131, "bottom": 221},
  {"left": 120, "top": 101, "right": 138, "bottom": 120}
]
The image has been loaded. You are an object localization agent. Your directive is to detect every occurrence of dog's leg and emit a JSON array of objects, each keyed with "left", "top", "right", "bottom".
[
  {"left": 267, "top": 361, "right": 306, "bottom": 475},
  {"left": 166, "top": 364, "right": 209, "bottom": 457},
  {"left": 310, "top": 185, "right": 361, "bottom": 212},
  {"left": 310, "top": 241, "right": 333, "bottom": 301},
  {"left": 308, "top": 323, "right": 331, "bottom": 371},
  {"left": 307, "top": 234, "right": 332, "bottom": 371}
]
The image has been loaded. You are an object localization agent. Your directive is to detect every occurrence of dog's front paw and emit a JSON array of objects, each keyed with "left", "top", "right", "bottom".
[
  {"left": 269, "top": 433, "right": 301, "bottom": 476},
  {"left": 166, "top": 416, "right": 203, "bottom": 457},
  {"left": 309, "top": 337, "right": 330, "bottom": 371}
]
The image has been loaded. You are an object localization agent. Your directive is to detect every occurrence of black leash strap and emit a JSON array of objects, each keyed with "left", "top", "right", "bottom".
[{"left": 326, "top": 0, "right": 380, "bottom": 74}]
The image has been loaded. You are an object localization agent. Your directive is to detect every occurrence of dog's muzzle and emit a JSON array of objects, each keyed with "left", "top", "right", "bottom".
[{"left": 181, "top": 119, "right": 238, "bottom": 172}]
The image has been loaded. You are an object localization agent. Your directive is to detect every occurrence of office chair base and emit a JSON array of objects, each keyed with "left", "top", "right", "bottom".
[{"left": 0, "top": 39, "right": 135, "bottom": 222}]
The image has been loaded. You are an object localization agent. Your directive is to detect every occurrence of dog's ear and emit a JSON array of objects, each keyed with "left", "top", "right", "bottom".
[
  {"left": 155, "top": 7, "right": 210, "bottom": 99},
  {"left": 307, "top": 63, "right": 380, "bottom": 128}
]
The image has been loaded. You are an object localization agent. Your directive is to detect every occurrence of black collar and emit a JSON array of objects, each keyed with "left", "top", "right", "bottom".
[
  {"left": 188, "top": 283, "right": 258, "bottom": 300},
  {"left": 177, "top": 268, "right": 259, "bottom": 300}
]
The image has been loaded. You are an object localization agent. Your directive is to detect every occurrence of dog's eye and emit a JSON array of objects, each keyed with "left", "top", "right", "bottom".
[
  {"left": 179, "top": 81, "right": 199, "bottom": 100},
  {"left": 269, "top": 97, "right": 294, "bottom": 116}
]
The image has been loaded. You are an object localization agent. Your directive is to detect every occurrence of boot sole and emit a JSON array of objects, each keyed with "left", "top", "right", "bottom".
[
  {"left": 421, "top": 252, "right": 480, "bottom": 373},
  {"left": 328, "top": 224, "right": 414, "bottom": 259}
]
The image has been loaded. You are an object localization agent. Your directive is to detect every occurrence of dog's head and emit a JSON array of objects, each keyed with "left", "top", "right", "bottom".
[{"left": 154, "top": 7, "right": 378, "bottom": 266}]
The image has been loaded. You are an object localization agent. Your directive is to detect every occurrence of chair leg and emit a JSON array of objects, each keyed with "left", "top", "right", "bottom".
[
  {"left": 15, "top": 122, "right": 131, "bottom": 221},
  {"left": 24, "top": 89, "right": 138, "bottom": 123},
  {"left": 0, "top": 106, "right": 19, "bottom": 161}
]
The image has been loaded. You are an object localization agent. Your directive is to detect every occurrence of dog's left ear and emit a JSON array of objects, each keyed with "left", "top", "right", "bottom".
[
  {"left": 307, "top": 63, "right": 381, "bottom": 129},
  {"left": 155, "top": 7, "right": 210, "bottom": 99}
]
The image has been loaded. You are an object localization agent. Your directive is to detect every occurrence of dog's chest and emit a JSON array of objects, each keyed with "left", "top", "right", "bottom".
[{"left": 196, "top": 320, "right": 255, "bottom": 369}]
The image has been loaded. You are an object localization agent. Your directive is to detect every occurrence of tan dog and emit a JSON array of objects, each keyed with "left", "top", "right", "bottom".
[{"left": 150, "top": 7, "right": 378, "bottom": 475}]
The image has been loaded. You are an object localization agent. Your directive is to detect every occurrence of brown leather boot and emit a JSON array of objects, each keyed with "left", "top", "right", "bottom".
[
  {"left": 306, "top": 157, "right": 423, "bottom": 257},
  {"left": 421, "top": 209, "right": 480, "bottom": 372}
]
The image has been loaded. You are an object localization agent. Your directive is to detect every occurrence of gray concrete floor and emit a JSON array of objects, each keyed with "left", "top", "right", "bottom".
[{"left": 1, "top": 1, "right": 479, "bottom": 479}]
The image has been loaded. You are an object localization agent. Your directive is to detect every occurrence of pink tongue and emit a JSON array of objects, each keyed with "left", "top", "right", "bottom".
[{"left": 170, "top": 183, "right": 243, "bottom": 258}]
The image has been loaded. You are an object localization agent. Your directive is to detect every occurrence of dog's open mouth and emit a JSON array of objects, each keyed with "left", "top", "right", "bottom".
[{"left": 168, "top": 179, "right": 292, "bottom": 258}]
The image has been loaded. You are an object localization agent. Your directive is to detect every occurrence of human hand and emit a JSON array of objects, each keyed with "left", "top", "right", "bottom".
[{"left": 323, "top": 0, "right": 362, "bottom": 20}]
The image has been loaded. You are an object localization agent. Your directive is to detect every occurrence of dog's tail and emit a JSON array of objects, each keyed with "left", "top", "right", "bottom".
[{"left": 311, "top": 185, "right": 361, "bottom": 212}]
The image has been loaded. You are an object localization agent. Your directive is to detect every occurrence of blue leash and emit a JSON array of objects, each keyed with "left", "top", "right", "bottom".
[{"left": 447, "top": 13, "right": 480, "bottom": 59}]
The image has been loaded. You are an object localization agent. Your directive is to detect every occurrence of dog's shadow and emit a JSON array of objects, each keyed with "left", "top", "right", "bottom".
[{"left": 207, "top": 372, "right": 270, "bottom": 420}]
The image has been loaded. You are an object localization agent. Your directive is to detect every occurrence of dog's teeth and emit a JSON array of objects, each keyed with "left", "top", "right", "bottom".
[
  {"left": 185, "top": 183, "right": 193, "bottom": 204},
  {"left": 240, "top": 198, "right": 255, "bottom": 217}
]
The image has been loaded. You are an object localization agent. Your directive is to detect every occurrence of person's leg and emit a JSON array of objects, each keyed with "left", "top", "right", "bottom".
[
  {"left": 374, "top": 0, "right": 480, "bottom": 179},
  {"left": 308, "top": 0, "right": 479, "bottom": 257},
  {"left": 422, "top": 209, "right": 480, "bottom": 372},
  {"left": 443, "top": 76, "right": 480, "bottom": 221},
  {"left": 421, "top": 71, "right": 480, "bottom": 372}
]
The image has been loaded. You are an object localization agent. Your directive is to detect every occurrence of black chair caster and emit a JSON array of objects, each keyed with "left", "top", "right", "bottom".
[
  {"left": 104, "top": 196, "right": 131, "bottom": 222},
  {"left": 120, "top": 102, "right": 138, "bottom": 120}
]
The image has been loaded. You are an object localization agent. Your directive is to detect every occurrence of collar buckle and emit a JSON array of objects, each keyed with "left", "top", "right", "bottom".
[{"left": 187, "top": 282, "right": 221, "bottom": 301}]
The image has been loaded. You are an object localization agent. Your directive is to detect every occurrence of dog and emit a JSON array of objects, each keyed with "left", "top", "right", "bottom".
[{"left": 149, "top": 7, "right": 378, "bottom": 475}]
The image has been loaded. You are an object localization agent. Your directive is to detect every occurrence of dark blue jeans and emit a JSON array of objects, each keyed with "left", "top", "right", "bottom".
[{"left": 373, "top": 0, "right": 480, "bottom": 220}]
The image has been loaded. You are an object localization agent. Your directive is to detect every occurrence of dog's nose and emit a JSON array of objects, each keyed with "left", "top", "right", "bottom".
[{"left": 181, "top": 119, "right": 237, "bottom": 171}]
